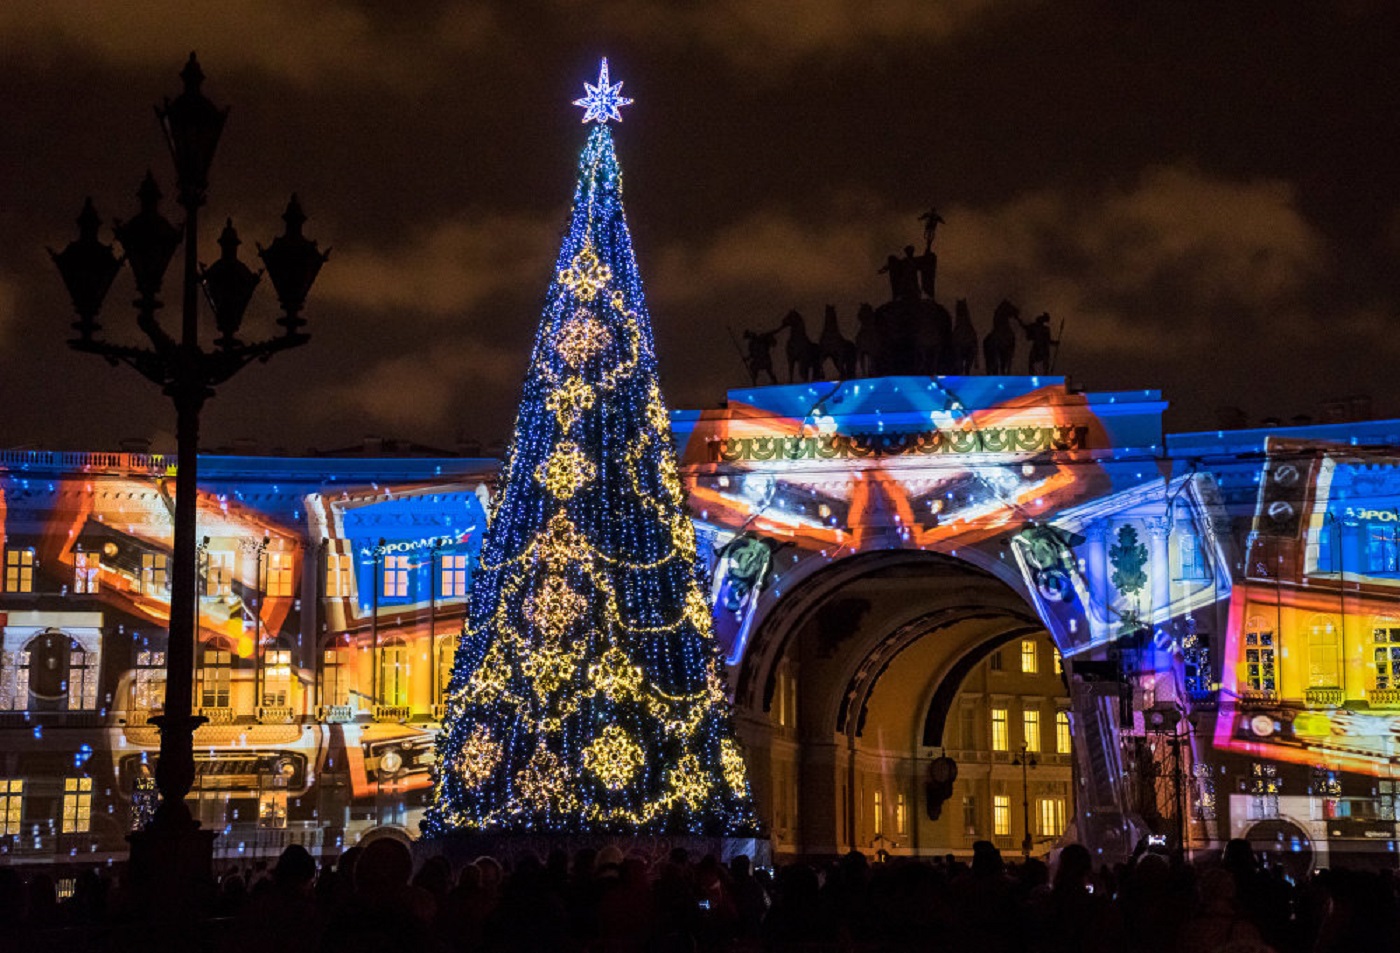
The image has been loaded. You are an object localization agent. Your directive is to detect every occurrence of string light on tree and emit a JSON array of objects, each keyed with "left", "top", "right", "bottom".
[{"left": 425, "top": 59, "right": 757, "bottom": 836}]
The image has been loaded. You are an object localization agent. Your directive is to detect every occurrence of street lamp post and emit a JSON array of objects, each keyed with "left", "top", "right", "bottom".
[
  {"left": 1014, "top": 741, "right": 1038, "bottom": 859},
  {"left": 49, "top": 53, "right": 326, "bottom": 895}
]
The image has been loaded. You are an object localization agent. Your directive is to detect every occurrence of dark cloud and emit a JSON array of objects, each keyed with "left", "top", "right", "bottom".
[{"left": 2, "top": 2, "right": 1398, "bottom": 452}]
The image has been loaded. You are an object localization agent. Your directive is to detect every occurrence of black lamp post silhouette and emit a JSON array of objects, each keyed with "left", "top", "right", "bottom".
[
  {"left": 49, "top": 53, "right": 326, "bottom": 890},
  {"left": 1013, "top": 741, "right": 1038, "bottom": 859}
]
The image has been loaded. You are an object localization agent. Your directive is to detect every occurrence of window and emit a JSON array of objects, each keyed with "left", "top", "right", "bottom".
[
  {"left": 959, "top": 706, "right": 978, "bottom": 749},
  {"left": 1375, "top": 627, "right": 1400, "bottom": 690},
  {"left": 896, "top": 793, "right": 907, "bottom": 836},
  {"left": 382, "top": 554, "right": 410, "bottom": 599},
  {"left": 140, "top": 553, "right": 168, "bottom": 595},
  {"left": 62, "top": 777, "right": 92, "bottom": 833},
  {"left": 1244, "top": 620, "right": 1276, "bottom": 692},
  {"left": 988, "top": 650, "right": 1004, "bottom": 672},
  {"left": 0, "top": 780, "right": 22, "bottom": 835},
  {"left": 1249, "top": 762, "right": 1281, "bottom": 820},
  {"left": 1178, "top": 533, "right": 1209, "bottom": 580},
  {"left": 440, "top": 553, "right": 469, "bottom": 598},
  {"left": 962, "top": 795, "right": 978, "bottom": 835},
  {"left": 873, "top": 789, "right": 882, "bottom": 835},
  {"left": 205, "top": 550, "right": 234, "bottom": 597},
  {"left": 1366, "top": 526, "right": 1399, "bottom": 575},
  {"left": 1052, "top": 648, "right": 1063, "bottom": 675},
  {"left": 323, "top": 643, "right": 350, "bottom": 708},
  {"left": 1023, "top": 709, "right": 1041, "bottom": 753},
  {"left": 73, "top": 551, "right": 100, "bottom": 594},
  {"left": 1038, "top": 797, "right": 1066, "bottom": 837},
  {"left": 3, "top": 647, "right": 29, "bottom": 711},
  {"left": 133, "top": 650, "right": 165, "bottom": 712},
  {"left": 262, "top": 645, "right": 292, "bottom": 707},
  {"left": 266, "top": 551, "right": 294, "bottom": 598},
  {"left": 1021, "top": 640, "right": 1038, "bottom": 674},
  {"left": 259, "top": 788, "right": 287, "bottom": 829},
  {"left": 68, "top": 644, "right": 95, "bottom": 710},
  {"left": 5, "top": 548, "right": 34, "bottom": 593},
  {"left": 200, "top": 642, "right": 232, "bottom": 709},
  {"left": 1056, "top": 710, "right": 1072, "bottom": 753},
  {"left": 991, "top": 708, "right": 1009, "bottom": 751},
  {"left": 379, "top": 638, "right": 409, "bottom": 707},
  {"left": 993, "top": 794, "right": 1010, "bottom": 836},
  {"left": 1307, "top": 614, "right": 1341, "bottom": 688},
  {"left": 325, "top": 552, "right": 352, "bottom": 598}
]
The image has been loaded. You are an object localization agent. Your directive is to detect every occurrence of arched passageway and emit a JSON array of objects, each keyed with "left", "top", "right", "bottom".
[{"left": 731, "top": 551, "right": 1081, "bottom": 859}]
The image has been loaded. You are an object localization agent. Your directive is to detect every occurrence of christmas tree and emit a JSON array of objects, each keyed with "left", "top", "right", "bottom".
[{"left": 424, "top": 61, "right": 757, "bottom": 836}]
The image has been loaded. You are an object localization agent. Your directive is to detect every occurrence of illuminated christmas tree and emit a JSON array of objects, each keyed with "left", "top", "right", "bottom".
[{"left": 424, "top": 61, "right": 757, "bottom": 836}]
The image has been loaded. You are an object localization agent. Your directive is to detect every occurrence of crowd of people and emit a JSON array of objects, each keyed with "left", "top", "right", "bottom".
[{"left": 0, "top": 837, "right": 1397, "bottom": 952}]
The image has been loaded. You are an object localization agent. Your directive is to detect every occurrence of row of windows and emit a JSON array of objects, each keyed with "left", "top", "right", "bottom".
[
  {"left": 974, "top": 793, "right": 1067, "bottom": 838},
  {"left": 2, "top": 546, "right": 472, "bottom": 601},
  {"left": 0, "top": 778, "right": 93, "bottom": 835},
  {"left": 988, "top": 640, "right": 1063, "bottom": 676},
  {"left": 1242, "top": 620, "right": 1400, "bottom": 693},
  {"left": 975, "top": 707, "right": 1072, "bottom": 754}
]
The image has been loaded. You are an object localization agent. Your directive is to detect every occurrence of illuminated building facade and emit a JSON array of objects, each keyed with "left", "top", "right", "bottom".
[{"left": 1, "top": 373, "right": 1399, "bottom": 871}]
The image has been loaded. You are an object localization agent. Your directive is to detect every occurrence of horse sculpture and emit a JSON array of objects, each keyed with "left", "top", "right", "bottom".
[
  {"left": 779, "top": 309, "right": 823, "bottom": 383},
  {"left": 983, "top": 299, "right": 1019, "bottom": 374},
  {"left": 952, "top": 298, "right": 978, "bottom": 374},
  {"left": 819, "top": 305, "right": 858, "bottom": 379}
]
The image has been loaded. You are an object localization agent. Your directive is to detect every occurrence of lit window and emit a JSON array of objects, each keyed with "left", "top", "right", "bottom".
[
  {"left": 1038, "top": 797, "right": 1066, "bottom": 836},
  {"left": 325, "top": 552, "right": 353, "bottom": 598},
  {"left": 382, "top": 554, "right": 410, "bottom": 599},
  {"left": 0, "top": 779, "right": 22, "bottom": 835},
  {"left": 1375, "top": 627, "right": 1400, "bottom": 690},
  {"left": 262, "top": 647, "right": 292, "bottom": 707},
  {"left": 1249, "top": 763, "right": 1281, "bottom": 819},
  {"left": 62, "top": 777, "right": 92, "bottom": 833},
  {"left": 266, "top": 551, "right": 294, "bottom": 598},
  {"left": 1307, "top": 614, "right": 1341, "bottom": 688},
  {"left": 134, "top": 651, "right": 166, "bottom": 713},
  {"left": 1052, "top": 648, "right": 1063, "bottom": 675},
  {"left": 259, "top": 789, "right": 287, "bottom": 829},
  {"left": 1244, "top": 619, "right": 1276, "bottom": 692},
  {"left": 380, "top": 638, "right": 409, "bottom": 707},
  {"left": 1021, "top": 640, "right": 1038, "bottom": 674},
  {"left": 993, "top": 794, "right": 1010, "bottom": 836},
  {"left": 200, "top": 643, "right": 232, "bottom": 709},
  {"left": 205, "top": 551, "right": 234, "bottom": 597},
  {"left": 140, "top": 553, "right": 168, "bottom": 595},
  {"left": 1023, "top": 709, "right": 1041, "bottom": 753},
  {"left": 67, "top": 644, "right": 95, "bottom": 711},
  {"left": 991, "top": 708, "right": 1009, "bottom": 751},
  {"left": 73, "top": 552, "right": 100, "bottom": 594},
  {"left": 896, "top": 793, "right": 907, "bottom": 836},
  {"left": 1056, "top": 711, "right": 1071, "bottom": 753},
  {"left": 323, "top": 643, "right": 350, "bottom": 708},
  {"left": 440, "top": 553, "right": 469, "bottom": 598},
  {"left": 873, "top": 789, "right": 883, "bottom": 834},
  {"left": 4, "top": 548, "right": 34, "bottom": 593}
]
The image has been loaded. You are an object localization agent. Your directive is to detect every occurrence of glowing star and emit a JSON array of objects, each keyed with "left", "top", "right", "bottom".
[
  {"left": 459, "top": 725, "right": 502, "bottom": 789},
  {"left": 556, "top": 311, "right": 612, "bottom": 366},
  {"left": 537, "top": 441, "right": 597, "bottom": 499},
  {"left": 583, "top": 725, "right": 644, "bottom": 790},
  {"left": 573, "top": 58, "right": 634, "bottom": 124},
  {"left": 559, "top": 244, "right": 612, "bottom": 302}
]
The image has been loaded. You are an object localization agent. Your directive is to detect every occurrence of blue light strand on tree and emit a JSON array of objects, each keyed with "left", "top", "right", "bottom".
[{"left": 423, "top": 63, "right": 757, "bottom": 836}]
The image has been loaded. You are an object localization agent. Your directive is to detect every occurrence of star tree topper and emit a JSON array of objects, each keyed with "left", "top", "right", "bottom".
[{"left": 573, "top": 58, "right": 633, "bottom": 124}]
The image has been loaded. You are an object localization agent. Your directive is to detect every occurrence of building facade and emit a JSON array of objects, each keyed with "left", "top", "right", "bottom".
[{"left": 0, "top": 374, "right": 1398, "bottom": 872}]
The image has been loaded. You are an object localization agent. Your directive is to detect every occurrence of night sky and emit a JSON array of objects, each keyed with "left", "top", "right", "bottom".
[{"left": 2, "top": 2, "right": 1397, "bottom": 454}]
